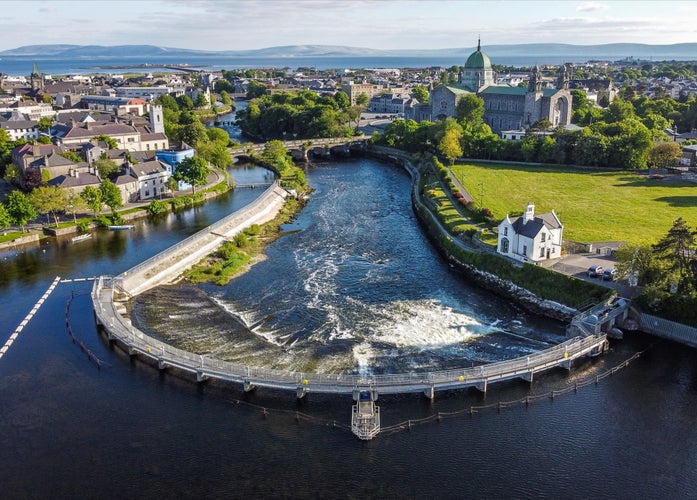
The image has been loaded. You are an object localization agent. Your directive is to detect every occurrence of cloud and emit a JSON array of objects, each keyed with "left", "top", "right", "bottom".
[{"left": 577, "top": 2, "right": 609, "bottom": 12}]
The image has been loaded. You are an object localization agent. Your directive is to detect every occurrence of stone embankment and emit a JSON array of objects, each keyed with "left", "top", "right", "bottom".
[{"left": 367, "top": 146, "right": 579, "bottom": 323}]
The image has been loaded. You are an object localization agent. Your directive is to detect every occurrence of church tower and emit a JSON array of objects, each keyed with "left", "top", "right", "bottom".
[
  {"left": 529, "top": 66, "right": 543, "bottom": 93},
  {"left": 149, "top": 104, "right": 165, "bottom": 134},
  {"left": 30, "top": 62, "right": 44, "bottom": 92},
  {"left": 556, "top": 63, "right": 571, "bottom": 90}
]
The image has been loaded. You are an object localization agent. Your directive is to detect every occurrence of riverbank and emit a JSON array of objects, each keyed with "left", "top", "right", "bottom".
[
  {"left": 184, "top": 194, "right": 306, "bottom": 285},
  {"left": 362, "top": 146, "right": 610, "bottom": 322}
]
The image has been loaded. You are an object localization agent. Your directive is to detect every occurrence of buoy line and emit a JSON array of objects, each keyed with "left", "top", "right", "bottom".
[{"left": 0, "top": 276, "right": 61, "bottom": 361}]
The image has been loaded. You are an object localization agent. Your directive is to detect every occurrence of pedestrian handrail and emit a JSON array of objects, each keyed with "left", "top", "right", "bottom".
[{"left": 93, "top": 276, "right": 607, "bottom": 395}]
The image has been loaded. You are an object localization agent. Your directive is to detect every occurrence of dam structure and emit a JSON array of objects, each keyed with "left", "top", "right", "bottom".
[{"left": 92, "top": 159, "right": 609, "bottom": 440}]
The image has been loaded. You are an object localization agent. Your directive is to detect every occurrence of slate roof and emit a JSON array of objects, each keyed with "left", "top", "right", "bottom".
[
  {"left": 48, "top": 172, "right": 101, "bottom": 189},
  {"left": 131, "top": 159, "right": 167, "bottom": 177},
  {"left": 509, "top": 211, "right": 562, "bottom": 238}
]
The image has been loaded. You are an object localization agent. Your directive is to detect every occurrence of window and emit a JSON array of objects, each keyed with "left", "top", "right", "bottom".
[
  {"left": 500, "top": 238, "right": 509, "bottom": 253},
  {"left": 523, "top": 245, "right": 527, "bottom": 256},
  {"left": 541, "top": 232, "right": 546, "bottom": 243},
  {"left": 503, "top": 227, "right": 508, "bottom": 236},
  {"left": 540, "top": 247, "right": 545, "bottom": 258}
]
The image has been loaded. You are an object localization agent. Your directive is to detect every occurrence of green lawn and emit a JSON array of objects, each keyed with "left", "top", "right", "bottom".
[{"left": 453, "top": 162, "right": 697, "bottom": 245}]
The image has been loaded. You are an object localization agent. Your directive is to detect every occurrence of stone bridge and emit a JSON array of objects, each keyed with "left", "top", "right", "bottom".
[{"left": 230, "top": 136, "right": 370, "bottom": 162}]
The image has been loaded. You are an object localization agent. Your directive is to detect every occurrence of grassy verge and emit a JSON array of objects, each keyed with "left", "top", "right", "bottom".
[
  {"left": 184, "top": 197, "right": 301, "bottom": 286},
  {"left": 452, "top": 162, "right": 697, "bottom": 245}
]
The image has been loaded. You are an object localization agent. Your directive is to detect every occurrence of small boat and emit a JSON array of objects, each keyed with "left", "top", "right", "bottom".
[
  {"left": 107, "top": 225, "right": 135, "bottom": 231},
  {"left": 71, "top": 233, "right": 93, "bottom": 243}
]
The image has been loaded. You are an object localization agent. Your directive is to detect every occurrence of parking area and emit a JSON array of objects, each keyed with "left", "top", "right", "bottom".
[{"left": 545, "top": 252, "right": 638, "bottom": 298}]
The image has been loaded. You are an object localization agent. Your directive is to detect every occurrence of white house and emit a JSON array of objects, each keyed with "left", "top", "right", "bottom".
[{"left": 497, "top": 202, "right": 563, "bottom": 263}]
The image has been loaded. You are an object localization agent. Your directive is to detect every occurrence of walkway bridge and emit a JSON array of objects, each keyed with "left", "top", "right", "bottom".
[
  {"left": 230, "top": 137, "right": 370, "bottom": 162},
  {"left": 91, "top": 146, "right": 610, "bottom": 440},
  {"left": 93, "top": 278, "right": 607, "bottom": 400}
]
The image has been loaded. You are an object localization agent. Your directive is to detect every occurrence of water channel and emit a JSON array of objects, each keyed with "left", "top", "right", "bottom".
[{"left": 2, "top": 154, "right": 697, "bottom": 498}]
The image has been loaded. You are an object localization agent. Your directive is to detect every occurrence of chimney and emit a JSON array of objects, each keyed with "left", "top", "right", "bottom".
[{"left": 523, "top": 202, "right": 535, "bottom": 224}]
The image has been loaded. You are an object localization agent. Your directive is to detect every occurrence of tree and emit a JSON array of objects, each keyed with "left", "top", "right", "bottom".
[
  {"left": 0, "top": 203, "right": 11, "bottom": 230},
  {"left": 5, "top": 190, "right": 38, "bottom": 232},
  {"left": 94, "top": 157, "right": 120, "bottom": 180},
  {"left": 37, "top": 117, "right": 52, "bottom": 132},
  {"left": 261, "top": 140, "right": 294, "bottom": 173},
  {"left": 65, "top": 191, "right": 87, "bottom": 223},
  {"left": 60, "top": 150, "right": 82, "bottom": 163},
  {"left": 355, "top": 92, "right": 369, "bottom": 107},
  {"left": 195, "top": 92, "right": 208, "bottom": 108},
  {"left": 177, "top": 95, "right": 194, "bottom": 110},
  {"left": 246, "top": 81, "right": 268, "bottom": 99},
  {"left": 455, "top": 94, "right": 485, "bottom": 126},
  {"left": 438, "top": 128, "right": 464, "bottom": 165},
  {"left": 99, "top": 180, "right": 123, "bottom": 213},
  {"left": 220, "top": 90, "right": 231, "bottom": 106},
  {"left": 177, "top": 119, "right": 208, "bottom": 148},
  {"left": 172, "top": 156, "right": 209, "bottom": 193},
  {"left": 652, "top": 218, "right": 696, "bottom": 292},
  {"left": 648, "top": 141, "right": 682, "bottom": 169},
  {"left": 412, "top": 86, "right": 429, "bottom": 104},
  {"left": 29, "top": 185, "right": 67, "bottom": 226},
  {"left": 334, "top": 91, "right": 350, "bottom": 110},
  {"left": 80, "top": 185, "right": 103, "bottom": 216},
  {"left": 91, "top": 134, "right": 117, "bottom": 149}
]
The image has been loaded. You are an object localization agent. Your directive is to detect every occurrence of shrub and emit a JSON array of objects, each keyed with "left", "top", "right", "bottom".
[
  {"left": 147, "top": 199, "right": 167, "bottom": 216},
  {"left": 233, "top": 232, "right": 248, "bottom": 248},
  {"left": 481, "top": 207, "right": 493, "bottom": 219},
  {"left": 245, "top": 224, "right": 260, "bottom": 236},
  {"left": 76, "top": 219, "right": 91, "bottom": 232}
]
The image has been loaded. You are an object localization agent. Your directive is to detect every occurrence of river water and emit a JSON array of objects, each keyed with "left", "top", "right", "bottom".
[{"left": 2, "top": 158, "right": 697, "bottom": 498}]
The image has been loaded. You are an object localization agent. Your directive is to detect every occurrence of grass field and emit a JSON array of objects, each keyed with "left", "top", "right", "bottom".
[{"left": 453, "top": 162, "right": 697, "bottom": 245}]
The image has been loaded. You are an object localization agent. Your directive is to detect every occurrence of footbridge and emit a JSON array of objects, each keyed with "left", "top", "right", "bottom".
[
  {"left": 230, "top": 137, "right": 370, "bottom": 162},
  {"left": 91, "top": 149, "right": 609, "bottom": 440}
]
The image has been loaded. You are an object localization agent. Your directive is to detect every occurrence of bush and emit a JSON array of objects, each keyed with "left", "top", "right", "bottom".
[
  {"left": 245, "top": 224, "right": 260, "bottom": 236},
  {"left": 481, "top": 207, "right": 493, "bottom": 219},
  {"left": 147, "top": 199, "right": 167, "bottom": 216},
  {"left": 233, "top": 232, "right": 248, "bottom": 248},
  {"left": 76, "top": 219, "right": 91, "bottom": 232}
]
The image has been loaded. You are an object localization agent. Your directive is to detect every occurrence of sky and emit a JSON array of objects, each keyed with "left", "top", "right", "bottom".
[{"left": 3, "top": 0, "right": 696, "bottom": 52}]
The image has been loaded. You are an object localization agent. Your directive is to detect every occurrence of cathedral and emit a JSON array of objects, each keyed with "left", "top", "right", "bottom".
[{"left": 423, "top": 41, "right": 572, "bottom": 134}]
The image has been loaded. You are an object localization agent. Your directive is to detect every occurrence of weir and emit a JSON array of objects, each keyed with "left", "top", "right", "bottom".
[{"left": 91, "top": 146, "right": 611, "bottom": 440}]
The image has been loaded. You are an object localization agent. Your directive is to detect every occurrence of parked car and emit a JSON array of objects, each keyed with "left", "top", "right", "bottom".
[
  {"left": 587, "top": 265, "right": 604, "bottom": 278},
  {"left": 602, "top": 268, "right": 616, "bottom": 281}
]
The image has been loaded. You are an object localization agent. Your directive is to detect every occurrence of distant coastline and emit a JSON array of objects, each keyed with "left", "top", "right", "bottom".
[{"left": 1, "top": 42, "right": 696, "bottom": 76}]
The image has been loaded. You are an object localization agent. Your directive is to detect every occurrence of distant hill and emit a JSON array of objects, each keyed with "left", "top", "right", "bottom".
[{"left": 1, "top": 43, "right": 696, "bottom": 61}]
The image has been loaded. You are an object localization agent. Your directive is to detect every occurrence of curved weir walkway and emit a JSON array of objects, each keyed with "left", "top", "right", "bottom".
[{"left": 91, "top": 156, "right": 609, "bottom": 439}]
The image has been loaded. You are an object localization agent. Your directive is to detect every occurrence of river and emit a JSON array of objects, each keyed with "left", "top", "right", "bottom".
[{"left": 2, "top": 158, "right": 697, "bottom": 499}]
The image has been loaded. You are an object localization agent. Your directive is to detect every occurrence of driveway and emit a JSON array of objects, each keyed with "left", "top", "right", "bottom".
[{"left": 545, "top": 252, "right": 638, "bottom": 298}]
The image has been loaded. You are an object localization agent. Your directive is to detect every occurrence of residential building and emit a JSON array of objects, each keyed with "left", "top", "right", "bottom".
[
  {"left": 0, "top": 111, "right": 38, "bottom": 141},
  {"left": 497, "top": 202, "right": 563, "bottom": 263}
]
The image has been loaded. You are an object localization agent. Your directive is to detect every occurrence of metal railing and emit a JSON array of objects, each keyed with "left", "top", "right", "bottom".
[{"left": 93, "top": 276, "right": 607, "bottom": 396}]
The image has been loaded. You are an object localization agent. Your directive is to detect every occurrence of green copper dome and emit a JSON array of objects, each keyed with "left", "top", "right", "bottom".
[{"left": 464, "top": 39, "right": 491, "bottom": 69}]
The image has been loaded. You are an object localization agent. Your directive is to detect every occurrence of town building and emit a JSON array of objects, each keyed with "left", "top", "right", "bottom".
[
  {"left": 0, "top": 110, "right": 39, "bottom": 141},
  {"left": 497, "top": 202, "right": 563, "bottom": 263}
]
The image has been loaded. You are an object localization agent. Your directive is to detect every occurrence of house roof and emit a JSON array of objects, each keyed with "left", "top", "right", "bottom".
[
  {"left": 48, "top": 172, "right": 101, "bottom": 189},
  {"left": 131, "top": 159, "right": 167, "bottom": 177},
  {"left": 509, "top": 211, "right": 562, "bottom": 238}
]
